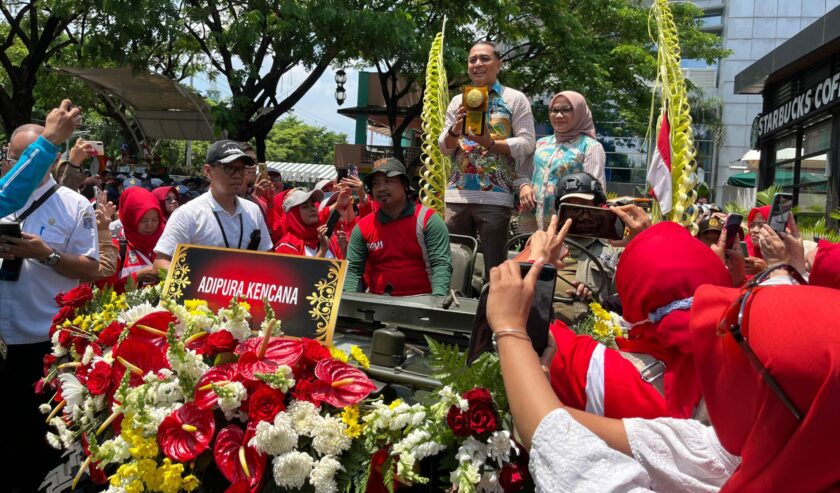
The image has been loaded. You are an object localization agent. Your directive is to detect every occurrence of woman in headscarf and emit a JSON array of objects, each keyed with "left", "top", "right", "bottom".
[
  {"left": 98, "top": 187, "right": 166, "bottom": 293},
  {"left": 487, "top": 258, "right": 840, "bottom": 491},
  {"left": 151, "top": 185, "right": 180, "bottom": 220},
  {"left": 546, "top": 221, "right": 733, "bottom": 420},
  {"left": 745, "top": 205, "right": 770, "bottom": 275},
  {"left": 519, "top": 91, "right": 606, "bottom": 232},
  {"left": 274, "top": 189, "right": 345, "bottom": 259}
]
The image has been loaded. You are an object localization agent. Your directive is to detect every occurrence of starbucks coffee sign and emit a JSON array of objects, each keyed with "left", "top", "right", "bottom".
[{"left": 756, "top": 71, "right": 840, "bottom": 139}]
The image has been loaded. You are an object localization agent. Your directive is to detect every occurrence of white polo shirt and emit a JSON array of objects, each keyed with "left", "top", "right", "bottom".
[
  {"left": 154, "top": 190, "right": 272, "bottom": 256},
  {"left": 0, "top": 177, "right": 100, "bottom": 344}
]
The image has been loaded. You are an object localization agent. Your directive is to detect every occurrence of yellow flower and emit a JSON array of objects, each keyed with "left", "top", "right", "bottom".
[
  {"left": 350, "top": 346, "right": 370, "bottom": 369},
  {"left": 182, "top": 474, "right": 201, "bottom": 492},
  {"left": 125, "top": 479, "right": 144, "bottom": 493},
  {"left": 389, "top": 399, "right": 402, "bottom": 410},
  {"left": 238, "top": 301, "right": 251, "bottom": 311},
  {"left": 329, "top": 346, "right": 349, "bottom": 363},
  {"left": 341, "top": 405, "right": 364, "bottom": 438},
  {"left": 184, "top": 299, "right": 208, "bottom": 311}
]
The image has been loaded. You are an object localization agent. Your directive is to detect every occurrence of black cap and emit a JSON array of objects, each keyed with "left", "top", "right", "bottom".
[
  {"left": 555, "top": 172, "right": 607, "bottom": 207},
  {"left": 206, "top": 140, "right": 255, "bottom": 165},
  {"left": 364, "top": 158, "right": 408, "bottom": 188}
]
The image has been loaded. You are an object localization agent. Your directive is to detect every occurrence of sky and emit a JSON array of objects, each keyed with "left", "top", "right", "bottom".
[{"left": 191, "top": 65, "right": 390, "bottom": 145}]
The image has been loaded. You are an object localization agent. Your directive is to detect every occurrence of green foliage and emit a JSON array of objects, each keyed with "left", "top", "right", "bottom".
[
  {"left": 264, "top": 116, "right": 347, "bottom": 164},
  {"left": 425, "top": 337, "right": 507, "bottom": 409}
]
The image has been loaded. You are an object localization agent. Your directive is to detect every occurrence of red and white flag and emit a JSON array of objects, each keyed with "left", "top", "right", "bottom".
[{"left": 647, "top": 108, "right": 673, "bottom": 214}]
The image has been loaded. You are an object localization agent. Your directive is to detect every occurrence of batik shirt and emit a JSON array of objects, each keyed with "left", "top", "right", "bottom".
[{"left": 439, "top": 81, "right": 535, "bottom": 208}]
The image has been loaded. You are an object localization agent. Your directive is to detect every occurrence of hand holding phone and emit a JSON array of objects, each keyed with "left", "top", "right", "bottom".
[
  {"left": 258, "top": 162, "right": 268, "bottom": 182},
  {"left": 0, "top": 223, "right": 23, "bottom": 282},
  {"left": 724, "top": 213, "right": 743, "bottom": 250},
  {"left": 324, "top": 209, "right": 341, "bottom": 238},
  {"left": 769, "top": 193, "right": 794, "bottom": 235},
  {"left": 336, "top": 167, "right": 349, "bottom": 181},
  {"left": 88, "top": 141, "right": 105, "bottom": 156}
]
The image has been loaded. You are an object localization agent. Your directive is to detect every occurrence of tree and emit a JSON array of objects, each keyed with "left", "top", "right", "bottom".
[
  {"left": 182, "top": 0, "right": 393, "bottom": 161},
  {"left": 264, "top": 115, "right": 347, "bottom": 164}
]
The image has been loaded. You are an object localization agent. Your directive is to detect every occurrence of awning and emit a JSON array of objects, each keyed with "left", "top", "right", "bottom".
[
  {"left": 266, "top": 162, "right": 336, "bottom": 183},
  {"left": 727, "top": 170, "right": 829, "bottom": 188},
  {"left": 53, "top": 66, "right": 216, "bottom": 141}
]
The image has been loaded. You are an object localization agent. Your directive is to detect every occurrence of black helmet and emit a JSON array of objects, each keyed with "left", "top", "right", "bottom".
[{"left": 555, "top": 172, "right": 607, "bottom": 208}]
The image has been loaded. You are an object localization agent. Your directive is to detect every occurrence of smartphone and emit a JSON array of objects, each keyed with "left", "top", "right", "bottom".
[
  {"left": 768, "top": 193, "right": 794, "bottom": 235},
  {"left": 336, "top": 168, "right": 349, "bottom": 181},
  {"left": 724, "top": 213, "right": 743, "bottom": 250},
  {"left": 739, "top": 241, "right": 749, "bottom": 257},
  {"left": 0, "top": 223, "right": 23, "bottom": 282},
  {"left": 324, "top": 209, "right": 341, "bottom": 238},
  {"left": 558, "top": 203, "right": 625, "bottom": 240},
  {"left": 88, "top": 141, "right": 104, "bottom": 156},
  {"left": 258, "top": 162, "right": 268, "bottom": 182},
  {"left": 467, "top": 262, "right": 556, "bottom": 364},
  {"left": 349, "top": 165, "right": 359, "bottom": 179}
]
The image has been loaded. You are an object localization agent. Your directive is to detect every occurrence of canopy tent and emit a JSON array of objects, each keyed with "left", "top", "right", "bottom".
[
  {"left": 53, "top": 66, "right": 216, "bottom": 142},
  {"left": 267, "top": 162, "right": 337, "bottom": 184},
  {"left": 727, "top": 170, "right": 828, "bottom": 189}
]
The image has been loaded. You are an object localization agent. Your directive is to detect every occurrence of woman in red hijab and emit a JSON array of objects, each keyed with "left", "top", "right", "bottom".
[
  {"left": 486, "top": 258, "right": 840, "bottom": 491},
  {"left": 151, "top": 185, "right": 180, "bottom": 219},
  {"left": 274, "top": 189, "right": 344, "bottom": 258},
  {"left": 98, "top": 187, "right": 165, "bottom": 292},
  {"left": 547, "top": 221, "right": 732, "bottom": 420},
  {"left": 745, "top": 206, "right": 770, "bottom": 275}
]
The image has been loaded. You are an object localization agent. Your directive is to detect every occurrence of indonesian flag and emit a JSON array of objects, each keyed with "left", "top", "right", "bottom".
[{"left": 647, "top": 108, "right": 673, "bottom": 214}]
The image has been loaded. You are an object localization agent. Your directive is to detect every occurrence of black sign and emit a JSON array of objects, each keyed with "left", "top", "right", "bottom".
[
  {"left": 162, "top": 244, "right": 347, "bottom": 344},
  {"left": 756, "top": 71, "right": 840, "bottom": 139}
]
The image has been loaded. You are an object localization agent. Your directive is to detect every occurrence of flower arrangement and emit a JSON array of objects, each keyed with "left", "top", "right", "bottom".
[
  {"left": 572, "top": 302, "right": 626, "bottom": 347},
  {"left": 40, "top": 285, "right": 533, "bottom": 492},
  {"left": 41, "top": 284, "right": 375, "bottom": 492}
]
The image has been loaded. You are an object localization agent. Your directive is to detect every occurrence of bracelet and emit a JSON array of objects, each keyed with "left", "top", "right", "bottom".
[
  {"left": 492, "top": 329, "right": 531, "bottom": 351},
  {"left": 447, "top": 126, "right": 460, "bottom": 138}
]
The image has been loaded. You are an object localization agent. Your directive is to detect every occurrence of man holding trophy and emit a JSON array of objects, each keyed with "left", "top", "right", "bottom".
[{"left": 438, "top": 41, "right": 536, "bottom": 278}]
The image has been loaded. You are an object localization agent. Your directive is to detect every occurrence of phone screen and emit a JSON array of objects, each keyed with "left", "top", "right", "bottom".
[
  {"left": 325, "top": 209, "right": 341, "bottom": 238},
  {"left": 558, "top": 204, "right": 625, "bottom": 240},
  {"left": 336, "top": 168, "right": 349, "bottom": 181},
  {"left": 349, "top": 165, "right": 359, "bottom": 179},
  {"left": 739, "top": 241, "right": 749, "bottom": 257},
  {"left": 258, "top": 163, "right": 268, "bottom": 182},
  {"left": 769, "top": 193, "right": 794, "bottom": 234},
  {"left": 467, "top": 262, "right": 556, "bottom": 364}
]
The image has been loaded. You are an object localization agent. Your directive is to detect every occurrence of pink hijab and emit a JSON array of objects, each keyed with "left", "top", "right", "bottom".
[{"left": 550, "top": 91, "right": 596, "bottom": 141}]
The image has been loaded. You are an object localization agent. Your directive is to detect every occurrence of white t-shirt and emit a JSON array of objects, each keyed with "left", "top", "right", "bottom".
[
  {"left": 529, "top": 408, "right": 740, "bottom": 492},
  {"left": 0, "top": 177, "right": 100, "bottom": 344},
  {"left": 154, "top": 190, "right": 272, "bottom": 256}
]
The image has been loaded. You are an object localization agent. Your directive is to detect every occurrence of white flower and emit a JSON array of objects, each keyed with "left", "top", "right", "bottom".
[
  {"left": 486, "top": 431, "right": 515, "bottom": 467},
  {"left": 50, "top": 417, "right": 75, "bottom": 448},
  {"left": 168, "top": 348, "right": 209, "bottom": 383},
  {"left": 287, "top": 400, "right": 323, "bottom": 436},
  {"left": 272, "top": 451, "right": 314, "bottom": 489},
  {"left": 456, "top": 437, "right": 487, "bottom": 465},
  {"left": 51, "top": 331, "right": 67, "bottom": 357},
  {"left": 312, "top": 416, "right": 351, "bottom": 457},
  {"left": 217, "top": 381, "right": 248, "bottom": 415},
  {"left": 46, "top": 432, "right": 62, "bottom": 450},
  {"left": 39, "top": 404, "right": 52, "bottom": 414},
  {"left": 309, "top": 455, "right": 343, "bottom": 493},
  {"left": 118, "top": 302, "right": 157, "bottom": 325},
  {"left": 248, "top": 412, "right": 298, "bottom": 456},
  {"left": 58, "top": 373, "right": 86, "bottom": 413},
  {"left": 451, "top": 462, "right": 481, "bottom": 492},
  {"left": 81, "top": 344, "right": 96, "bottom": 365},
  {"left": 478, "top": 470, "right": 503, "bottom": 493},
  {"left": 439, "top": 385, "right": 469, "bottom": 411},
  {"left": 394, "top": 429, "right": 444, "bottom": 461},
  {"left": 96, "top": 436, "right": 131, "bottom": 466}
]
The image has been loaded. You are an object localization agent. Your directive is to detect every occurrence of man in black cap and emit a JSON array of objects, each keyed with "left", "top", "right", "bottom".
[
  {"left": 153, "top": 140, "right": 272, "bottom": 272},
  {"left": 343, "top": 158, "right": 452, "bottom": 296}
]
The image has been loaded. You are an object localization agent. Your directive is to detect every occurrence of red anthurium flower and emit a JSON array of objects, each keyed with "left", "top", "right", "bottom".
[
  {"left": 112, "top": 338, "right": 169, "bottom": 387},
  {"left": 55, "top": 284, "right": 93, "bottom": 308},
  {"left": 214, "top": 425, "right": 266, "bottom": 489},
  {"left": 158, "top": 403, "right": 216, "bottom": 462},
  {"left": 128, "top": 311, "right": 177, "bottom": 349},
  {"left": 235, "top": 337, "right": 303, "bottom": 364},
  {"left": 224, "top": 480, "right": 251, "bottom": 493},
  {"left": 309, "top": 359, "right": 377, "bottom": 408},
  {"left": 193, "top": 363, "right": 239, "bottom": 410}
]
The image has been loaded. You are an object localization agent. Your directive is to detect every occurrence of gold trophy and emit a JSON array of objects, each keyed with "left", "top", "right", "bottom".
[{"left": 462, "top": 85, "right": 489, "bottom": 136}]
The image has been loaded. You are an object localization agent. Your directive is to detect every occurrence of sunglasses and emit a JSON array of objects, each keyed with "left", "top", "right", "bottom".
[{"left": 717, "top": 264, "right": 807, "bottom": 421}]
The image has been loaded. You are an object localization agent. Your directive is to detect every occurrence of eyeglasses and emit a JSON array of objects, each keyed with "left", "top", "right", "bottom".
[
  {"left": 549, "top": 106, "right": 574, "bottom": 116},
  {"left": 717, "top": 264, "right": 807, "bottom": 421},
  {"left": 213, "top": 163, "right": 254, "bottom": 176}
]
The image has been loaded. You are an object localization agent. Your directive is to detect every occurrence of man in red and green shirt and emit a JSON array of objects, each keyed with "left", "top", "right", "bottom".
[{"left": 343, "top": 158, "right": 452, "bottom": 296}]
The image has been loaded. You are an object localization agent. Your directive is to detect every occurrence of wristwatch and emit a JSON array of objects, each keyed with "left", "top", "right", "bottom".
[{"left": 42, "top": 248, "right": 61, "bottom": 266}]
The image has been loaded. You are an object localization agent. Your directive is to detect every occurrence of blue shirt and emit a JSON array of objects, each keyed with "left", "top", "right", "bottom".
[{"left": 0, "top": 136, "right": 60, "bottom": 216}]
